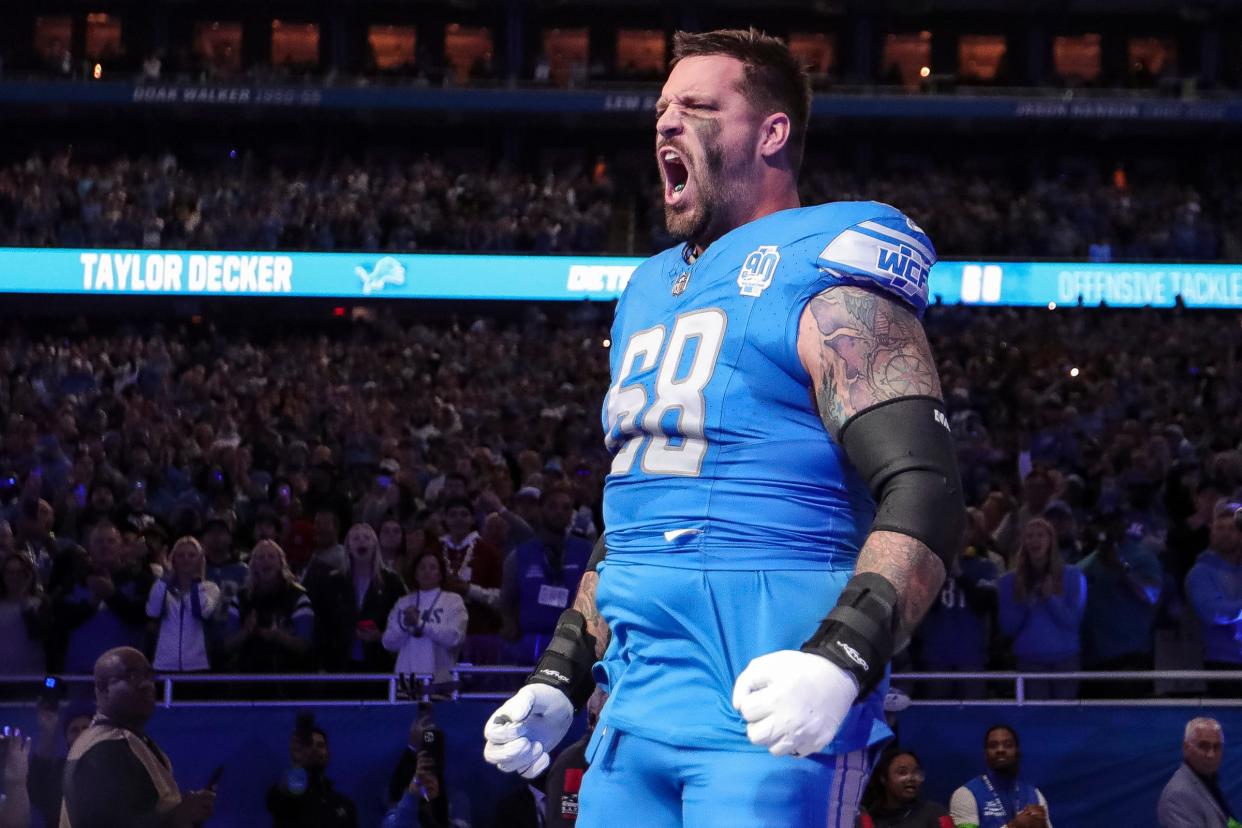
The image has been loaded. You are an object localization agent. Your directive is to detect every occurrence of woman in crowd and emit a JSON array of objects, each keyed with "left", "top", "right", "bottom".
[
  {"left": 857, "top": 748, "right": 952, "bottom": 828},
  {"left": 337, "top": 522, "right": 406, "bottom": 672},
  {"left": 145, "top": 536, "right": 220, "bottom": 672},
  {"left": 997, "top": 517, "right": 1088, "bottom": 700},
  {"left": 383, "top": 550, "right": 467, "bottom": 689},
  {"left": 226, "top": 540, "right": 314, "bottom": 672},
  {"left": 379, "top": 518, "right": 412, "bottom": 585},
  {"left": 0, "top": 553, "right": 48, "bottom": 677}
]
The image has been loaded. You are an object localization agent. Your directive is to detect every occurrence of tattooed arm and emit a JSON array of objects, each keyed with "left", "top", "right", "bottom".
[
  {"left": 796, "top": 284, "right": 948, "bottom": 643},
  {"left": 572, "top": 571, "right": 611, "bottom": 659}
]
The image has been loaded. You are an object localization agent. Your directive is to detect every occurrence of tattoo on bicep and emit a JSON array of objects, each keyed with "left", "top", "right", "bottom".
[
  {"left": 807, "top": 286, "right": 941, "bottom": 439},
  {"left": 572, "top": 571, "right": 610, "bottom": 658}
]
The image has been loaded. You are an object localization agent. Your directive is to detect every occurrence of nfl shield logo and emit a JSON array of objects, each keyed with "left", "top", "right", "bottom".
[
  {"left": 672, "top": 271, "right": 690, "bottom": 295},
  {"left": 738, "top": 245, "right": 780, "bottom": 297}
]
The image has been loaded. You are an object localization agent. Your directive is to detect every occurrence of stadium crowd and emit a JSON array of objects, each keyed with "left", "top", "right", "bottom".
[
  {"left": 0, "top": 300, "right": 1235, "bottom": 826},
  {"left": 1, "top": 148, "right": 1239, "bottom": 262},
  {"left": 0, "top": 151, "right": 616, "bottom": 256},
  {"left": 0, "top": 301, "right": 1236, "bottom": 700}
]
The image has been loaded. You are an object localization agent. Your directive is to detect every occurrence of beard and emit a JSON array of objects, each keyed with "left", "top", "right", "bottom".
[{"left": 663, "top": 132, "right": 736, "bottom": 245}]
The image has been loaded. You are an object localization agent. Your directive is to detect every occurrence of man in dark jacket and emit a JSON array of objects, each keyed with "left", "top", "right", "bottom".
[
  {"left": 267, "top": 720, "right": 357, "bottom": 828},
  {"left": 54, "top": 522, "right": 153, "bottom": 674},
  {"left": 61, "top": 647, "right": 215, "bottom": 828}
]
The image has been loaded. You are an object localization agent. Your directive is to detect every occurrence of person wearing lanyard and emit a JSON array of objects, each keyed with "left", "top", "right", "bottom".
[
  {"left": 500, "top": 487, "right": 593, "bottom": 664},
  {"left": 383, "top": 550, "right": 468, "bottom": 687},
  {"left": 950, "top": 725, "right": 1051, "bottom": 828}
]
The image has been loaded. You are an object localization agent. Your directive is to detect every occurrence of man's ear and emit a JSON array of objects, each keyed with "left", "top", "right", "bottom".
[{"left": 757, "top": 112, "right": 791, "bottom": 161}]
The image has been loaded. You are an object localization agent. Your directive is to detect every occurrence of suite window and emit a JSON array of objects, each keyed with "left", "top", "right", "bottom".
[
  {"left": 85, "top": 13, "right": 123, "bottom": 61},
  {"left": 444, "top": 24, "right": 493, "bottom": 82},
  {"left": 272, "top": 20, "right": 320, "bottom": 68},
  {"left": 34, "top": 16, "right": 72, "bottom": 61},
  {"left": 369, "top": 25, "right": 417, "bottom": 71},
  {"left": 194, "top": 21, "right": 243, "bottom": 73},
  {"left": 882, "top": 31, "right": 932, "bottom": 87},
  {"left": 959, "top": 34, "right": 1006, "bottom": 81},
  {"left": 1128, "top": 36, "right": 1176, "bottom": 77},
  {"left": 788, "top": 33, "right": 836, "bottom": 80},
  {"left": 542, "top": 27, "right": 589, "bottom": 86},
  {"left": 616, "top": 29, "right": 665, "bottom": 77},
  {"left": 1054, "top": 34, "right": 1101, "bottom": 83}
]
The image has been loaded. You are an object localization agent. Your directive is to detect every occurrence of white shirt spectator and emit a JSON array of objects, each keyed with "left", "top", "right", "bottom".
[
  {"left": 146, "top": 578, "right": 220, "bottom": 672},
  {"left": 383, "top": 588, "right": 467, "bottom": 684}
]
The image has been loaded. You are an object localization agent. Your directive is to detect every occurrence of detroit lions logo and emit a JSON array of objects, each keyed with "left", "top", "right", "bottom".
[
  {"left": 355, "top": 256, "right": 407, "bottom": 295},
  {"left": 738, "top": 245, "right": 780, "bottom": 297}
]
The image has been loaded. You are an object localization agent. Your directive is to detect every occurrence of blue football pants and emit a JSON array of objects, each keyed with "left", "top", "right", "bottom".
[{"left": 576, "top": 724, "right": 874, "bottom": 828}]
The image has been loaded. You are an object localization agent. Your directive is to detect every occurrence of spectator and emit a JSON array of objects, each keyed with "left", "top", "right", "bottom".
[
  {"left": 0, "top": 550, "right": 48, "bottom": 676},
  {"left": 1185, "top": 500, "right": 1242, "bottom": 696},
  {"left": 145, "top": 536, "right": 220, "bottom": 672},
  {"left": 14, "top": 498, "right": 57, "bottom": 587},
  {"left": 439, "top": 497, "right": 503, "bottom": 658},
  {"left": 500, "top": 486, "right": 593, "bottom": 663},
  {"left": 55, "top": 521, "right": 153, "bottom": 675},
  {"left": 225, "top": 540, "right": 314, "bottom": 673},
  {"left": 383, "top": 550, "right": 467, "bottom": 688},
  {"left": 950, "top": 725, "right": 1051, "bottom": 828},
  {"left": 993, "top": 470, "right": 1055, "bottom": 562},
  {"left": 304, "top": 509, "right": 347, "bottom": 577},
  {"left": 383, "top": 704, "right": 470, "bottom": 828},
  {"left": 61, "top": 647, "right": 215, "bottom": 828},
  {"left": 27, "top": 705, "right": 93, "bottom": 828},
  {"left": 1078, "top": 511, "right": 1163, "bottom": 694},
  {"left": 386, "top": 706, "right": 436, "bottom": 806},
  {"left": 201, "top": 518, "right": 247, "bottom": 665},
  {"left": 310, "top": 523, "right": 406, "bottom": 672},
  {"left": 378, "top": 518, "right": 408, "bottom": 576},
  {"left": 1157, "top": 717, "right": 1234, "bottom": 828},
  {"left": 917, "top": 532, "right": 998, "bottom": 700},
  {"left": 857, "top": 747, "right": 952, "bottom": 828},
  {"left": 476, "top": 489, "right": 535, "bottom": 554},
  {"left": 266, "top": 718, "right": 358, "bottom": 828},
  {"left": 997, "top": 518, "right": 1087, "bottom": 700},
  {"left": 545, "top": 688, "right": 605, "bottom": 828},
  {"left": 0, "top": 727, "right": 31, "bottom": 828}
]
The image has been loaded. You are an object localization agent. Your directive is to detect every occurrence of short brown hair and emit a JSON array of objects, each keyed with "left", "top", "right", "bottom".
[{"left": 670, "top": 28, "right": 812, "bottom": 172}]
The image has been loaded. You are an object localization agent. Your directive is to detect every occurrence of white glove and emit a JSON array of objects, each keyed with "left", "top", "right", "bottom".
[
  {"left": 483, "top": 684, "right": 574, "bottom": 778},
  {"left": 732, "top": 649, "right": 860, "bottom": 757}
]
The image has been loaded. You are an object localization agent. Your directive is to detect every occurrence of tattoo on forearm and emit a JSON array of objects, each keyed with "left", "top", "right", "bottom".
[
  {"left": 855, "top": 530, "right": 946, "bottom": 645},
  {"left": 573, "top": 571, "right": 610, "bottom": 658},
  {"left": 807, "top": 286, "right": 941, "bottom": 439}
]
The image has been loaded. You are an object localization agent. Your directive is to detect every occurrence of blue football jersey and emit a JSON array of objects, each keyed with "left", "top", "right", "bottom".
[{"left": 601, "top": 201, "right": 936, "bottom": 569}]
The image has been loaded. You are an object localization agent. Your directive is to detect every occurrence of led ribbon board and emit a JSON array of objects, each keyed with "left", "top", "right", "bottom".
[{"left": 0, "top": 248, "right": 1240, "bottom": 308}]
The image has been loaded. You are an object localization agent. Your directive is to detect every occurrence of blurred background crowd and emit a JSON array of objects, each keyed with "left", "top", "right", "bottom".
[
  {"left": 0, "top": 301, "right": 1238, "bottom": 706},
  {"left": 0, "top": 148, "right": 1236, "bottom": 263}
]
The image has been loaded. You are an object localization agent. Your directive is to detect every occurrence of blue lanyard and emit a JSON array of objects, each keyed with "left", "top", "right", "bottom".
[{"left": 981, "top": 773, "right": 1015, "bottom": 822}]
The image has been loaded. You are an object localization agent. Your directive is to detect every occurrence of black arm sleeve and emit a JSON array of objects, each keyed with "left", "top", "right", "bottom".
[
  {"left": 838, "top": 395, "right": 966, "bottom": 570},
  {"left": 586, "top": 536, "right": 606, "bottom": 573},
  {"left": 63, "top": 741, "right": 173, "bottom": 828}
]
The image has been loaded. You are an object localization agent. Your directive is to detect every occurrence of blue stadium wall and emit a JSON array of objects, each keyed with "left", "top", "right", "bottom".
[{"left": 4, "top": 702, "right": 1239, "bottom": 827}]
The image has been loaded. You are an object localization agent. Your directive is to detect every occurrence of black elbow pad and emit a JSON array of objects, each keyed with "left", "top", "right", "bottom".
[{"left": 838, "top": 395, "right": 965, "bottom": 571}]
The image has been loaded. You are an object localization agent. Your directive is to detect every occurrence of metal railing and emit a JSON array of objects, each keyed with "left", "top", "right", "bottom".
[{"left": 3, "top": 669, "right": 1240, "bottom": 708}]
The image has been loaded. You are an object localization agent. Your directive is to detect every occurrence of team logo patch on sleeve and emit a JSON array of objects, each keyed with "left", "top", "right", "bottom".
[{"left": 737, "top": 245, "right": 780, "bottom": 297}]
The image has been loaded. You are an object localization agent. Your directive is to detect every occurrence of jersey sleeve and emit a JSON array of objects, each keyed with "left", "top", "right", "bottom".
[{"left": 815, "top": 208, "right": 936, "bottom": 316}]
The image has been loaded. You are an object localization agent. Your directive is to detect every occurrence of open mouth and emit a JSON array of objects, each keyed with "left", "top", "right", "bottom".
[{"left": 658, "top": 147, "right": 691, "bottom": 205}]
